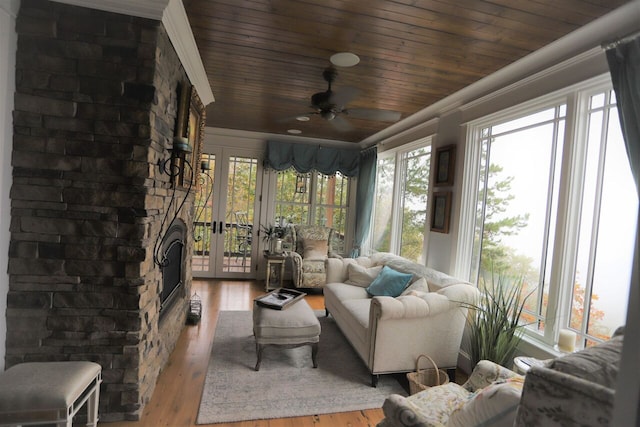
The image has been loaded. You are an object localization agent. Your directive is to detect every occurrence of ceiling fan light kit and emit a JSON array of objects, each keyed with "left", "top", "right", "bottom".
[
  {"left": 282, "top": 66, "right": 402, "bottom": 133},
  {"left": 330, "top": 52, "right": 360, "bottom": 68}
]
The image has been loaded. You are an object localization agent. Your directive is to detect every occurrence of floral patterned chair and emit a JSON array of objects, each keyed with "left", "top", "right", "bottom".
[
  {"left": 288, "top": 224, "right": 336, "bottom": 288},
  {"left": 379, "top": 327, "right": 625, "bottom": 427},
  {"left": 378, "top": 360, "right": 523, "bottom": 427}
]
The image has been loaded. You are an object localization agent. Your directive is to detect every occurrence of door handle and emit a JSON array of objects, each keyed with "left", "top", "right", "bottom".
[
  {"left": 212, "top": 221, "right": 216, "bottom": 234},
  {"left": 219, "top": 221, "right": 224, "bottom": 234}
]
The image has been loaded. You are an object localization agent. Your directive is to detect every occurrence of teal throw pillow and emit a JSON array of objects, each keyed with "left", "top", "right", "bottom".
[{"left": 366, "top": 265, "right": 413, "bottom": 297}]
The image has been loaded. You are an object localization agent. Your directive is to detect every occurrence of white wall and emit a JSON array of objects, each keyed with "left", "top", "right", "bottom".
[{"left": 0, "top": 0, "right": 19, "bottom": 372}]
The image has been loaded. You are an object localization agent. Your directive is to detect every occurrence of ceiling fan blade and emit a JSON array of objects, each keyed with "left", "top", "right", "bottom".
[
  {"left": 344, "top": 108, "right": 402, "bottom": 122},
  {"left": 328, "top": 115, "right": 354, "bottom": 132},
  {"left": 329, "top": 86, "right": 359, "bottom": 107}
]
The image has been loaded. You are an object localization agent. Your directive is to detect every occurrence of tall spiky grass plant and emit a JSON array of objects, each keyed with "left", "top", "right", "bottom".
[{"left": 464, "top": 273, "right": 533, "bottom": 368}]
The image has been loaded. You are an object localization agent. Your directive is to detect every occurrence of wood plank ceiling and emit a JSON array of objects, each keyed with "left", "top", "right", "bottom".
[{"left": 183, "top": 0, "right": 628, "bottom": 143}]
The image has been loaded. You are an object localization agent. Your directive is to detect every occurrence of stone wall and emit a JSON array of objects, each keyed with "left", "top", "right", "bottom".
[{"left": 7, "top": 0, "right": 193, "bottom": 420}]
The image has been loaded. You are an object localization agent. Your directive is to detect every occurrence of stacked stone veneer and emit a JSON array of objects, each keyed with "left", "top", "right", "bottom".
[{"left": 7, "top": 0, "right": 194, "bottom": 420}]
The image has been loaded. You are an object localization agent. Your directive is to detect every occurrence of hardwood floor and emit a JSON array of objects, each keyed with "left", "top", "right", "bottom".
[{"left": 105, "top": 279, "right": 386, "bottom": 426}]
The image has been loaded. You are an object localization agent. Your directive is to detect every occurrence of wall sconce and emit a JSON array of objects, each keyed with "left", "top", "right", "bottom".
[
  {"left": 153, "top": 138, "right": 194, "bottom": 267},
  {"left": 158, "top": 136, "right": 193, "bottom": 185},
  {"left": 295, "top": 173, "right": 307, "bottom": 194}
]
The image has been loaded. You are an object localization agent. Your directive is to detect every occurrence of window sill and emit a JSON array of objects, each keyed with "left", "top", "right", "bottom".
[{"left": 517, "top": 333, "right": 565, "bottom": 360}]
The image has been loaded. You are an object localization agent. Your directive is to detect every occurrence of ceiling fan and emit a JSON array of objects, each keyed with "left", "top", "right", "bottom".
[{"left": 293, "top": 67, "right": 402, "bottom": 132}]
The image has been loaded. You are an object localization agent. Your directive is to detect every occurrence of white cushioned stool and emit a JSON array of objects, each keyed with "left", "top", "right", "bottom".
[
  {"left": 253, "top": 299, "right": 321, "bottom": 371},
  {"left": 0, "top": 361, "right": 102, "bottom": 427}
]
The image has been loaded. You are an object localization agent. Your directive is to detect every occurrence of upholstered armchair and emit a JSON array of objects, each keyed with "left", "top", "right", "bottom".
[
  {"left": 514, "top": 327, "right": 623, "bottom": 427},
  {"left": 288, "top": 224, "right": 335, "bottom": 288},
  {"left": 379, "top": 328, "right": 625, "bottom": 427},
  {"left": 378, "top": 360, "right": 523, "bottom": 427}
]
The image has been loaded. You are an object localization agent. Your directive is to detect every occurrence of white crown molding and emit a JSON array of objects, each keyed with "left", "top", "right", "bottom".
[
  {"left": 52, "top": 0, "right": 168, "bottom": 20},
  {"left": 162, "top": 0, "right": 214, "bottom": 105},
  {"left": 206, "top": 127, "right": 355, "bottom": 149},
  {"left": 459, "top": 47, "right": 603, "bottom": 112},
  {"left": 52, "top": 0, "right": 215, "bottom": 106},
  {"left": 362, "top": 0, "right": 640, "bottom": 146},
  {"left": 375, "top": 117, "right": 439, "bottom": 151},
  {"left": 0, "top": 0, "right": 20, "bottom": 17}
]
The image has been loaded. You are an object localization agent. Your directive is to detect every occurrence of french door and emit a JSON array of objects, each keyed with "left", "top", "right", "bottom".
[{"left": 192, "top": 147, "right": 262, "bottom": 278}]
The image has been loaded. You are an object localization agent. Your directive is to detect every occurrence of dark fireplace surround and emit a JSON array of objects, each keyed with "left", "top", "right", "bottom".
[
  {"left": 160, "top": 221, "right": 187, "bottom": 316},
  {"left": 7, "top": 1, "right": 194, "bottom": 421}
]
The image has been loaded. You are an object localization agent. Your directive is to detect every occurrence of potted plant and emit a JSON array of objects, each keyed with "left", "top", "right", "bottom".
[
  {"left": 260, "top": 223, "right": 286, "bottom": 253},
  {"left": 463, "top": 272, "right": 534, "bottom": 368}
]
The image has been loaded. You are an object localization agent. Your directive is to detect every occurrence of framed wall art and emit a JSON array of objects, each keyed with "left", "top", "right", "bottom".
[
  {"left": 185, "top": 87, "right": 205, "bottom": 187},
  {"left": 430, "top": 191, "right": 452, "bottom": 234},
  {"left": 174, "top": 81, "right": 206, "bottom": 188},
  {"left": 434, "top": 145, "right": 456, "bottom": 186}
]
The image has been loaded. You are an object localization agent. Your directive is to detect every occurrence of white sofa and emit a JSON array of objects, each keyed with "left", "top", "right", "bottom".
[{"left": 324, "top": 252, "right": 478, "bottom": 386}]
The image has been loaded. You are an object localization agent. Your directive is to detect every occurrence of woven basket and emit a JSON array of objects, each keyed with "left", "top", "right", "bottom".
[{"left": 406, "top": 354, "right": 449, "bottom": 395}]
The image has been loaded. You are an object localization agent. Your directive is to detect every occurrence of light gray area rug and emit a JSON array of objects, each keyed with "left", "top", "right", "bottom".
[{"left": 196, "top": 310, "right": 407, "bottom": 424}]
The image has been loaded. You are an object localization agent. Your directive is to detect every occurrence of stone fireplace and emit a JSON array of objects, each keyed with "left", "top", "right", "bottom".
[{"left": 6, "top": 0, "right": 194, "bottom": 421}]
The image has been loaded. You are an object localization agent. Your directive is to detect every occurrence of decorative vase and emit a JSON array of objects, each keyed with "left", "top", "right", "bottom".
[{"left": 270, "top": 238, "right": 283, "bottom": 254}]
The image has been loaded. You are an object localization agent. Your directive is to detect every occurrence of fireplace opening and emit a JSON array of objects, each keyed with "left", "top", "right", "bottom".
[{"left": 160, "top": 220, "right": 187, "bottom": 315}]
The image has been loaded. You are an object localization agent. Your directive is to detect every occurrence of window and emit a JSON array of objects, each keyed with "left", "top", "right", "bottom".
[
  {"left": 273, "top": 170, "right": 350, "bottom": 254},
  {"left": 460, "top": 76, "right": 638, "bottom": 350},
  {"left": 372, "top": 156, "right": 395, "bottom": 253},
  {"left": 372, "top": 139, "right": 431, "bottom": 262},
  {"left": 470, "top": 105, "right": 565, "bottom": 336},
  {"left": 571, "top": 89, "right": 636, "bottom": 344}
]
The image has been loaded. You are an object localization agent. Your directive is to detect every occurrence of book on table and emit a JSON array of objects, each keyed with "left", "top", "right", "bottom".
[{"left": 255, "top": 288, "right": 306, "bottom": 310}]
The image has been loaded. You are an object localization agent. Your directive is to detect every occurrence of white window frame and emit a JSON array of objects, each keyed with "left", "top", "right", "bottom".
[
  {"left": 266, "top": 169, "right": 355, "bottom": 256},
  {"left": 371, "top": 136, "right": 432, "bottom": 261},
  {"left": 457, "top": 73, "right": 634, "bottom": 350}
]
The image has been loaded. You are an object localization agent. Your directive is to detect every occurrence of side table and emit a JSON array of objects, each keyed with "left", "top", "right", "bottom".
[{"left": 264, "top": 252, "right": 287, "bottom": 291}]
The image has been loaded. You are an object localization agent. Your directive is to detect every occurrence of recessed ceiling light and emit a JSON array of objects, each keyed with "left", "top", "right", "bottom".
[
  {"left": 330, "top": 52, "right": 360, "bottom": 67},
  {"left": 287, "top": 129, "right": 302, "bottom": 134},
  {"left": 296, "top": 116, "right": 310, "bottom": 122}
]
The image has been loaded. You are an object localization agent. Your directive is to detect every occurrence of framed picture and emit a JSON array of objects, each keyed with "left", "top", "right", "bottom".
[
  {"left": 430, "top": 191, "right": 452, "bottom": 233},
  {"left": 174, "top": 82, "right": 206, "bottom": 188},
  {"left": 434, "top": 145, "right": 456, "bottom": 186},
  {"left": 185, "top": 88, "right": 205, "bottom": 186}
]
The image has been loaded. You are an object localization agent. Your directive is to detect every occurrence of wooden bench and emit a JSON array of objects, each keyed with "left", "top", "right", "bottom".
[{"left": 0, "top": 361, "right": 102, "bottom": 427}]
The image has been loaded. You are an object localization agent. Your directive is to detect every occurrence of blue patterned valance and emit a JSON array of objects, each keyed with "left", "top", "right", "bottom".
[{"left": 264, "top": 141, "right": 360, "bottom": 177}]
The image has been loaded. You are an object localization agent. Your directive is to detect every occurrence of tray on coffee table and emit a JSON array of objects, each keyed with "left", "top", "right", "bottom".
[{"left": 255, "top": 288, "right": 306, "bottom": 310}]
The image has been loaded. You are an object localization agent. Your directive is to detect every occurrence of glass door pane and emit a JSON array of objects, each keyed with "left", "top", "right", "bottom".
[
  {"left": 192, "top": 150, "right": 261, "bottom": 278},
  {"left": 221, "top": 156, "right": 258, "bottom": 275}
]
